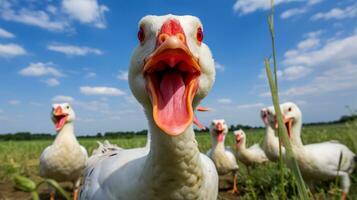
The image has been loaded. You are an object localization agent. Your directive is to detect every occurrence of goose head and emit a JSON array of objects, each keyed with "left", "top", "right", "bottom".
[
  {"left": 129, "top": 15, "right": 215, "bottom": 136},
  {"left": 209, "top": 119, "right": 228, "bottom": 143},
  {"left": 233, "top": 129, "right": 245, "bottom": 149},
  {"left": 266, "top": 102, "right": 302, "bottom": 138},
  {"left": 51, "top": 103, "right": 75, "bottom": 132},
  {"left": 260, "top": 108, "right": 270, "bottom": 126}
]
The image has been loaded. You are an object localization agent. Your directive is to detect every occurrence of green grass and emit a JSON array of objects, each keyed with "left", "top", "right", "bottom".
[{"left": 1, "top": 123, "right": 356, "bottom": 199}]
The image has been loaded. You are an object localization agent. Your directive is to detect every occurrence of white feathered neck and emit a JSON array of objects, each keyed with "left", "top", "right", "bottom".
[
  {"left": 53, "top": 123, "right": 79, "bottom": 147},
  {"left": 141, "top": 110, "right": 204, "bottom": 198}
]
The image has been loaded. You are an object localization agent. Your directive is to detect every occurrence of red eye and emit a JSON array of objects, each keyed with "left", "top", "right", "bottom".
[
  {"left": 137, "top": 27, "right": 145, "bottom": 43},
  {"left": 196, "top": 27, "right": 203, "bottom": 43}
]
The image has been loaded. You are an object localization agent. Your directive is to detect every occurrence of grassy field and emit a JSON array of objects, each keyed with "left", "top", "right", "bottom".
[{"left": 0, "top": 123, "right": 356, "bottom": 199}]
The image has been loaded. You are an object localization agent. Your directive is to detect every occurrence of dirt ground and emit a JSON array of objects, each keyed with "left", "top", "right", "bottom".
[{"left": 0, "top": 181, "right": 238, "bottom": 200}]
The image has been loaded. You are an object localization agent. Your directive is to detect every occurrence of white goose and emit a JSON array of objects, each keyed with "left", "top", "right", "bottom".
[
  {"left": 206, "top": 119, "right": 239, "bottom": 194},
  {"left": 40, "top": 103, "right": 88, "bottom": 200},
  {"left": 79, "top": 15, "right": 218, "bottom": 200},
  {"left": 234, "top": 129, "right": 268, "bottom": 167},
  {"left": 266, "top": 102, "right": 356, "bottom": 199},
  {"left": 260, "top": 108, "right": 285, "bottom": 162}
]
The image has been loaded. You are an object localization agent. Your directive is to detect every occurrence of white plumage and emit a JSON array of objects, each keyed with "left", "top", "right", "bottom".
[
  {"left": 207, "top": 119, "right": 239, "bottom": 193},
  {"left": 266, "top": 102, "right": 356, "bottom": 198},
  {"left": 40, "top": 103, "right": 88, "bottom": 200},
  {"left": 234, "top": 129, "right": 268, "bottom": 167},
  {"left": 79, "top": 14, "right": 218, "bottom": 200},
  {"left": 260, "top": 108, "right": 285, "bottom": 162}
]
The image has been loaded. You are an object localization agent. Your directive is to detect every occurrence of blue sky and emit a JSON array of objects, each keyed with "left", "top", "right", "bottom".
[{"left": 1, "top": 0, "right": 357, "bottom": 135}]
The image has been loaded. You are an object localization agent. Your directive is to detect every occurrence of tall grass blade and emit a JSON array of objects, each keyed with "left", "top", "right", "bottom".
[{"left": 264, "top": 59, "right": 309, "bottom": 199}]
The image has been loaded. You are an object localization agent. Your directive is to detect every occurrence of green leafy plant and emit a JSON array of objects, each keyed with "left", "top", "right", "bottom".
[{"left": 13, "top": 174, "right": 71, "bottom": 200}]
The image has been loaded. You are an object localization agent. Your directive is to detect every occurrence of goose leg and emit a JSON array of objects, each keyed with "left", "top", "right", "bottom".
[
  {"left": 339, "top": 172, "right": 350, "bottom": 200},
  {"left": 48, "top": 185, "right": 55, "bottom": 200},
  {"left": 73, "top": 178, "right": 81, "bottom": 200},
  {"left": 50, "top": 192, "right": 55, "bottom": 200},
  {"left": 229, "top": 172, "right": 238, "bottom": 194}
]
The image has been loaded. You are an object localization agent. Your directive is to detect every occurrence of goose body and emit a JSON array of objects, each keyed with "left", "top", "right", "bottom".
[
  {"left": 40, "top": 103, "right": 88, "bottom": 199},
  {"left": 266, "top": 102, "right": 356, "bottom": 197},
  {"left": 260, "top": 108, "right": 285, "bottom": 162},
  {"left": 79, "top": 14, "right": 218, "bottom": 200},
  {"left": 234, "top": 129, "right": 268, "bottom": 166},
  {"left": 206, "top": 119, "right": 238, "bottom": 193}
]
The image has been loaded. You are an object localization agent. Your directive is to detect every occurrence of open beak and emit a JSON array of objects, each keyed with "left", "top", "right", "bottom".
[
  {"left": 143, "top": 36, "right": 201, "bottom": 136},
  {"left": 275, "top": 115, "right": 293, "bottom": 138},
  {"left": 283, "top": 116, "right": 293, "bottom": 138},
  {"left": 52, "top": 106, "right": 68, "bottom": 131},
  {"left": 215, "top": 123, "right": 225, "bottom": 142},
  {"left": 235, "top": 135, "right": 242, "bottom": 147}
]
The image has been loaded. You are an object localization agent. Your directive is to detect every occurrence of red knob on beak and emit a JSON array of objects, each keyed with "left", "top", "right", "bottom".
[
  {"left": 216, "top": 123, "right": 223, "bottom": 131},
  {"left": 54, "top": 106, "right": 63, "bottom": 116},
  {"left": 156, "top": 19, "right": 187, "bottom": 48}
]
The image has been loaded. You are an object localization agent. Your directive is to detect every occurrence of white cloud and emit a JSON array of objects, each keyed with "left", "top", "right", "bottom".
[
  {"left": 8, "top": 100, "right": 20, "bottom": 105},
  {"left": 281, "top": 64, "right": 357, "bottom": 97},
  {"left": 0, "top": 28, "right": 15, "bottom": 38},
  {"left": 0, "top": 6, "right": 69, "bottom": 32},
  {"left": 233, "top": 0, "right": 322, "bottom": 15},
  {"left": 281, "top": 8, "right": 307, "bottom": 19},
  {"left": 233, "top": 0, "right": 290, "bottom": 14},
  {"left": 279, "top": 0, "right": 324, "bottom": 19},
  {"left": 47, "top": 44, "right": 103, "bottom": 56},
  {"left": 304, "top": 30, "right": 323, "bottom": 38},
  {"left": 237, "top": 103, "right": 264, "bottom": 109},
  {"left": 278, "top": 30, "right": 357, "bottom": 96},
  {"left": 282, "top": 65, "right": 312, "bottom": 80},
  {"left": 297, "top": 37, "right": 320, "bottom": 50},
  {"left": 80, "top": 86, "right": 125, "bottom": 96},
  {"left": 312, "top": 4, "right": 357, "bottom": 21},
  {"left": 0, "top": 43, "right": 26, "bottom": 57},
  {"left": 283, "top": 34, "right": 357, "bottom": 68},
  {"left": 215, "top": 62, "right": 225, "bottom": 71},
  {"left": 52, "top": 95, "right": 75, "bottom": 102},
  {"left": 85, "top": 72, "right": 96, "bottom": 78},
  {"left": 117, "top": 71, "right": 128, "bottom": 81},
  {"left": 19, "top": 62, "right": 63, "bottom": 77},
  {"left": 43, "top": 78, "right": 60, "bottom": 87},
  {"left": 0, "top": 1, "right": 108, "bottom": 32},
  {"left": 217, "top": 98, "right": 232, "bottom": 104},
  {"left": 62, "top": 0, "right": 109, "bottom": 28},
  {"left": 307, "top": 0, "right": 323, "bottom": 6}
]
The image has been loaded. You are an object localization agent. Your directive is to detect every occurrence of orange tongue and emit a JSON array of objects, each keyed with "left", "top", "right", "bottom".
[{"left": 155, "top": 71, "right": 191, "bottom": 135}]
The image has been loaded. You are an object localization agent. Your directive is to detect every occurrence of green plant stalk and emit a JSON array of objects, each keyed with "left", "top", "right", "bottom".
[
  {"left": 31, "top": 191, "right": 39, "bottom": 200},
  {"left": 268, "top": 1, "right": 285, "bottom": 198},
  {"left": 335, "top": 151, "right": 343, "bottom": 186},
  {"left": 264, "top": 59, "right": 309, "bottom": 199},
  {"left": 37, "top": 179, "right": 71, "bottom": 200}
]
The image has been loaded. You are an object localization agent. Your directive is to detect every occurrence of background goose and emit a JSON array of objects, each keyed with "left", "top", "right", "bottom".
[
  {"left": 234, "top": 129, "right": 268, "bottom": 167},
  {"left": 267, "top": 102, "right": 356, "bottom": 199},
  {"left": 260, "top": 108, "right": 285, "bottom": 162},
  {"left": 79, "top": 14, "right": 218, "bottom": 200},
  {"left": 40, "top": 103, "right": 88, "bottom": 200},
  {"left": 207, "top": 119, "right": 239, "bottom": 194}
]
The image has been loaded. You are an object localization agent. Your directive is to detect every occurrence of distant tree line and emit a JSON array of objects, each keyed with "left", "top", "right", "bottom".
[
  {"left": 1, "top": 114, "right": 355, "bottom": 141},
  {"left": 304, "top": 114, "right": 357, "bottom": 126}
]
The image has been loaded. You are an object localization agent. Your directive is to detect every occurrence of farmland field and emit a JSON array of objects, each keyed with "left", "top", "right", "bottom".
[{"left": 0, "top": 123, "right": 356, "bottom": 200}]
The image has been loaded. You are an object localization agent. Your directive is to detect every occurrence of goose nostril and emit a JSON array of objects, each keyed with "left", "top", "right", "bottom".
[
  {"left": 176, "top": 33, "right": 185, "bottom": 43},
  {"left": 158, "top": 33, "right": 169, "bottom": 44}
]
